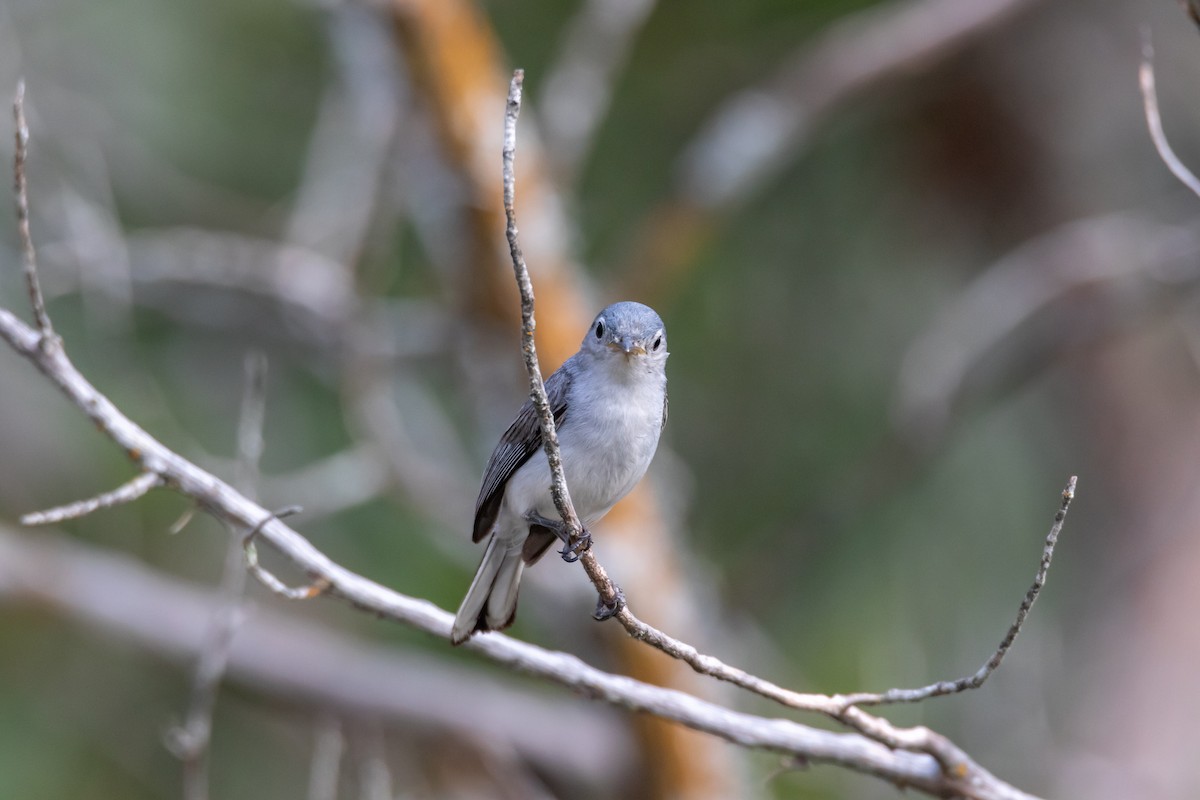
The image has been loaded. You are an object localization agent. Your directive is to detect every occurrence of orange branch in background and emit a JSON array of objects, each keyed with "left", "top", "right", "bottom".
[{"left": 391, "top": 0, "right": 587, "bottom": 366}]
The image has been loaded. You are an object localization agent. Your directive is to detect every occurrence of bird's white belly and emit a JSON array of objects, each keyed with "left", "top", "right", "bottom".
[
  {"left": 499, "top": 376, "right": 663, "bottom": 532},
  {"left": 558, "top": 403, "right": 658, "bottom": 524}
]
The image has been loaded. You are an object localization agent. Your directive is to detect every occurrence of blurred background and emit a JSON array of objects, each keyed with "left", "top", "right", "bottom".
[{"left": 1, "top": 0, "right": 1199, "bottom": 797}]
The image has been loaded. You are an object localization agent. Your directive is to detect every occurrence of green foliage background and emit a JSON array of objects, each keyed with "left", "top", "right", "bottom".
[{"left": 2, "top": 0, "right": 1199, "bottom": 797}]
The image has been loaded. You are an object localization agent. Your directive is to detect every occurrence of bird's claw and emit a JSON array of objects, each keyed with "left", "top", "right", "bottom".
[
  {"left": 558, "top": 528, "right": 592, "bottom": 563},
  {"left": 593, "top": 586, "right": 626, "bottom": 621}
]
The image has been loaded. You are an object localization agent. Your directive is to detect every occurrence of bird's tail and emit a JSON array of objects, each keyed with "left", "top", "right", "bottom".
[{"left": 450, "top": 535, "right": 525, "bottom": 645}]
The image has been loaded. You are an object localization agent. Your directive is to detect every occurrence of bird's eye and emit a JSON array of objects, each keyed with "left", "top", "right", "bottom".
[
  {"left": 595, "top": 320, "right": 605, "bottom": 339},
  {"left": 652, "top": 335, "right": 662, "bottom": 351}
]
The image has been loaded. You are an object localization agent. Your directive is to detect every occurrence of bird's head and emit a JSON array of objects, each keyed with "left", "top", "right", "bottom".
[{"left": 581, "top": 301, "right": 668, "bottom": 369}]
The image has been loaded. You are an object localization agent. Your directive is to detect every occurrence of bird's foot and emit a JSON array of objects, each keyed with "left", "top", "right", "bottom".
[
  {"left": 525, "top": 512, "right": 592, "bottom": 563},
  {"left": 559, "top": 528, "right": 592, "bottom": 563},
  {"left": 593, "top": 585, "right": 626, "bottom": 621}
]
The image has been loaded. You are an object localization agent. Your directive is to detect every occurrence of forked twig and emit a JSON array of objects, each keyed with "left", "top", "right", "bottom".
[{"left": 838, "top": 476, "right": 1077, "bottom": 707}]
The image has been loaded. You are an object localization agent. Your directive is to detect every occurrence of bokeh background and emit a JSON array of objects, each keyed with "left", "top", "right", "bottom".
[{"left": 2, "top": 0, "right": 1199, "bottom": 797}]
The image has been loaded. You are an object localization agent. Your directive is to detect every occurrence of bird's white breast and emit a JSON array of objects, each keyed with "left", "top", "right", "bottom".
[{"left": 500, "top": 355, "right": 665, "bottom": 533}]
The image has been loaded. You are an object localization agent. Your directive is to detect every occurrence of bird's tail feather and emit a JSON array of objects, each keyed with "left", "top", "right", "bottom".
[{"left": 450, "top": 536, "right": 525, "bottom": 645}]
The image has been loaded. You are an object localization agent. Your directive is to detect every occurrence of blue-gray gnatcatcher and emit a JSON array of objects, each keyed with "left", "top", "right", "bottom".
[{"left": 451, "top": 301, "right": 669, "bottom": 644}]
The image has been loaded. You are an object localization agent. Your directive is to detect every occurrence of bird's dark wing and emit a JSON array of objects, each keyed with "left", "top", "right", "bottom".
[
  {"left": 472, "top": 366, "right": 572, "bottom": 542},
  {"left": 662, "top": 389, "right": 668, "bottom": 431}
]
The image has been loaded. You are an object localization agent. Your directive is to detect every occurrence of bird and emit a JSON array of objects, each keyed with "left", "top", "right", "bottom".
[{"left": 450, "top": 301, "right": 669, "bottom": 645}]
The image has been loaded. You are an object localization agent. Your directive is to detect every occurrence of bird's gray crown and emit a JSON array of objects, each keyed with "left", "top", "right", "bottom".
[{"left": 583, "top": 301, "right": 667, "bottom": 357}]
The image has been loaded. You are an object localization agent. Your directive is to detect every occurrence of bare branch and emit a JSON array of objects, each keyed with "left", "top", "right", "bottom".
[
  {"left": 1140, "top": 40, "right": 1200, "bottom": 199},
  {"left": 20, "top": 471, "right": 163, "bottom": 525},
  {"left": 284, "top": 5, "right": 400, "bottom": 265},
  {"left": 839, "top": 476, "right": 1077, "bottom": 707},
  {"left": 12, "top": 81, "right": 53, "bottom": 338},
  {"left": 390, "top": 12, "right": 731, "bottom": 784}
]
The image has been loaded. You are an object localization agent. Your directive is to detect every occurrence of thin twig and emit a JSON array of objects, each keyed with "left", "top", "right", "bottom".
[
  {"left": 838, "top": 476, "right": 1077, "bottom": 707},
  {"left": 12, "top": 81, "right": 52, "bottom": 338},
  {"left": 502, "top": 75, "right": 584, "bottom": 535},
  {"left": 1140, "top": 39, "right": 1200, "bottom": 200},
  {"left": 21, "top": 472, "right": 163, "bottom": 525},
  {"left": 502, "top": 70, "right": 622, "bottom": 610},
  {"left": 169, "top": 504, "right": 199, "bottom": 535},
  {"left": 244, "top": 505, "right": 328, "bottom": 600}
]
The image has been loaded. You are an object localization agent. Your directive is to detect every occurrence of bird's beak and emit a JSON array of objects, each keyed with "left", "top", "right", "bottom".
[{"left": 610, "top": 338, "right": 646, "bottom": 356}]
